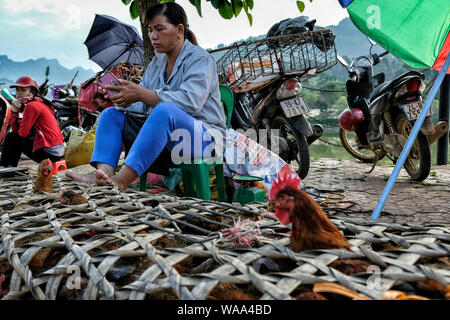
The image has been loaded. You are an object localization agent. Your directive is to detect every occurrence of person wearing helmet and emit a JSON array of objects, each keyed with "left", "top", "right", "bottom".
[{"left": 0, "top": 76, "right": 65, "bottom": 167}]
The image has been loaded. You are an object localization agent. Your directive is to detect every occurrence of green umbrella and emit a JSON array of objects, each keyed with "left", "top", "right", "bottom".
[{"left": 339, "top": 0, "right": 449, "bottom": 72}]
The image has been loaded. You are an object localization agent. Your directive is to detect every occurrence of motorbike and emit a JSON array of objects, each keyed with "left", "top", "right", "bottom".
[
  {"left": 231, "top": 75, "right": 324, "bottom": 179},
  {"left": 48, "top": 71, "right": 100, "bottom": 141},
  {"left": 217, "top": 29, "right": 339, "bottom": 180},
  {"left": 337, "top": 45, "right": 436, "bottom": 181},
  {"left": 52, "top": 89, "right": 99, "bottom": 142}
]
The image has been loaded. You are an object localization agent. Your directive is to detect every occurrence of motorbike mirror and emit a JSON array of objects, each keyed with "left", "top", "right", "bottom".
[
  {"left": 368, "top": 37, "right": 377, "bottom": 46},
  {"left": 45, "top": 66, "right": 50, "bottom": 76},
  {"left": 337, "top": 55, "right": 349, "bottom": 69}
]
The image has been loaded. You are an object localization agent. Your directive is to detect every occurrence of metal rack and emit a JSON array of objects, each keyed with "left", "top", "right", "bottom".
[{"left": 215, "top": 29, "right": 338, "bottom": 92}]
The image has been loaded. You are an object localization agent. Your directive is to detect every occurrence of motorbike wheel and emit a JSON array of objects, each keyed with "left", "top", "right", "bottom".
[
  {"left": 59, "top": 118, "right": 79, "bottom": 143},
  {"left": 271, "top": 115, "right": 310, "bottom": 179},
  {"left": 339, "top": 128, "right": 380, "bottom": 163},
  {"left": 395, "top": 113, "right": 431, "bottom": 181}
]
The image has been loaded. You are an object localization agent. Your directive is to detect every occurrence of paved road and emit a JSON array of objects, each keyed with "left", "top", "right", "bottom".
[{"left": 301, "top": 158, "right": 450, "bottom": 226}]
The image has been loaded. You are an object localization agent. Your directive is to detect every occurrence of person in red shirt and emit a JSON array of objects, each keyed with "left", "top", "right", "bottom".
[{"left": 0, "top": 76, "right": 64, "bottom": 167}]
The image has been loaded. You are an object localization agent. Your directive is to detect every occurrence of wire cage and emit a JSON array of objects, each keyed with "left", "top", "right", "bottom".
[{"left": 215, "top": 29, "right": 338, "bottom": 92}]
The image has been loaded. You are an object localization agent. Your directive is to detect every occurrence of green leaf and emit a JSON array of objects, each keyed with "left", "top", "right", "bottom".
[
  {"left": 121, "top": 0, "right": 132, "bottom": 5},
  {"left": 232, "top": 0, "right": 243, "bottom": 17},
  {"left": 129, "top": 0, "right": 139, "bottom": 19},
  {"left": 296, "top": 1, "right": 305, "bottom": 13},
  {"left": 218, "top": 1, "right": 234, "bottom": 19},
  {"left": 245, "top": 0, "right": 254, "bottom": 10},
  {"left": 210, "top": 0, "right": 222, "bottom": 9},
  {"left": 189, "top": 0, "right": 203, "bottom": 17},
  {"left": 246, "top": 12, "right": 253, "bottom": 26},
  {"left": 161, "top": 0, "right": 176, "bottom": 3}
]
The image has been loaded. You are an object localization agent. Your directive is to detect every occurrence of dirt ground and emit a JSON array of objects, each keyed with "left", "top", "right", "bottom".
[{"left": 302, "top": 158, "right": 450, "bottom": 226}]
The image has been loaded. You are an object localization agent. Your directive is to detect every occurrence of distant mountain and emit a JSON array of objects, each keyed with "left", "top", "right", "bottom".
[
  {"left": 328, "top": 17, "right": 385, "bottom": 58},
  {"left": 325, "top": 18, "right": 436, "bottom": 82},
  {"left": 0, "top": 55, "right": 95, "bottom": 88}
]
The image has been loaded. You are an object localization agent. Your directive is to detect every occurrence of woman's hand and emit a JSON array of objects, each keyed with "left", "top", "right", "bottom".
[
  {"left": 103, "top": 79, "right": 142, "bottom": 108},
  {"left": 97, "top": 79, "right": 160, "bottom": 108},
  {"left": 10, "top": 99, "right": 21, "bottom": 113}
]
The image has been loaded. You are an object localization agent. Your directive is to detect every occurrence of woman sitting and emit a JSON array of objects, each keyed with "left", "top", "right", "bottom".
[
  {"left": 66, "top": 2, "right": 226, "bottom": 190},
  {"left": 0, "top": 76, "right": 64, "bottom": 167}
]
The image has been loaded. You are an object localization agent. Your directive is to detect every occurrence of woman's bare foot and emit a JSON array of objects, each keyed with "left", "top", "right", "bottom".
[
  {"left": 95, "top": 169, "right": 127, "bottom": 190},
  {"left": 65, "top": 164, "right": 133, "bottom": 191},
  {"left": 65, "top": 170, "right": 96, "bottom": 184},
  {"left": 110, "top": 175, "right": 127, "bottom": 190},
  {"left": 95, "top": 169, "right": 114, "bottom": 186}
]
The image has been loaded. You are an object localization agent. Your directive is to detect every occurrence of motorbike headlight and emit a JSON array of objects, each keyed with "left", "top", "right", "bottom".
[{"left": 276, "top": 78, "right": 302, "bottom": 100}]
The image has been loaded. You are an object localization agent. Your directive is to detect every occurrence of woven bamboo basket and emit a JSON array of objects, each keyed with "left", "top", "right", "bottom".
[{"left": 0, "top": 172, "right": 449, "bottom": 300}]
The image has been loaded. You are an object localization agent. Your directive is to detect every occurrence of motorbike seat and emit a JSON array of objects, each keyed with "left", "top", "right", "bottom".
[
  {"left": 369, "top": 70, "right": 424, "bottom": 102},
  {"left": 369, "top": 81, "right": 391, "bottom": 102}
]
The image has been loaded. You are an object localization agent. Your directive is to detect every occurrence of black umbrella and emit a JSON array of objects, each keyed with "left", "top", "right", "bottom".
[{"left": 84, "top": 14, "right": 145, "bottom": 70}]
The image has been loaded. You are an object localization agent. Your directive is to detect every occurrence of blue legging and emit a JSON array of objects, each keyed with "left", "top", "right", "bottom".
[{"left": 91, "top": 102, "right": 215, "bottom": 176}]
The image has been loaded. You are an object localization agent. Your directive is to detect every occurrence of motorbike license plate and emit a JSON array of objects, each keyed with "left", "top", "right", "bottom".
[
  {"left": 280, "top": 97, "right": 310, "bottom": 118},
  {"left": 401, "top": 101, "right": 433, "bottom": 121}
]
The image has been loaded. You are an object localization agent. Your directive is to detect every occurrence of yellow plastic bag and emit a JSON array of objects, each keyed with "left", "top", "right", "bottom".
[{"left": 64, "top": 125, "right": 96, "bottom": 169}]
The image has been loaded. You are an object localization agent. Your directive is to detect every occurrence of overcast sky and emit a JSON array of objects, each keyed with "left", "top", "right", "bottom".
[{"left": 0, "top": 0, "right": 348, "bottom": 71}]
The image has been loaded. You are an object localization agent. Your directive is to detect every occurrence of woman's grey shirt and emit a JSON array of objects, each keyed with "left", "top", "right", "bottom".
[{"left": 119, "top": 39, "right": 226, "bottom": 147}]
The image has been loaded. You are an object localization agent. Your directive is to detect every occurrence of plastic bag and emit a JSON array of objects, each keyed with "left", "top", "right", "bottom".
[
  {"left": 64, "top": 125, "right": 96, "bottom": 168},
  {"left": 162, "top": 168, "right": 182, "bottom": 191},
  {"left": 223, "top": 128, "right": 302, "bottom": 201},
  {"left": 78, "top": 68, "right": 121, "bottom": 113}
]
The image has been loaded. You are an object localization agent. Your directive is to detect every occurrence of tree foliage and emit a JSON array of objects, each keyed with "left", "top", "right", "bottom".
[
  {"left": 122, "top": 0, "right": 314, "bottom": 26},
  {"left": 120, "top": 0, "right": 315, "bottom": 67}
]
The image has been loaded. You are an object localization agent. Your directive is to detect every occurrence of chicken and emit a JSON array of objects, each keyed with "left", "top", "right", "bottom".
[
  {"left": 33, "top": 159, "right": 53, "bottom": 193},
  {"left": 207, "top": 282, "right": 258, "bottom": 300},
  {"left": 416, "top": 279, "right": 448, "bottom": 299},
  {"left": 0, "top": 273, "right": 8, "bottom": 297},
  {"left": 270, "top": 167, "right": 351, "bottom": 252},
  {"left": 329, "top": 259, "right": 371, "bottom": 275},
  {"left": 296, "top": 292, "right": 327, "bottom": 300},
  {"left": 59, "top": 189, "right": 88, "bottom": 205}
]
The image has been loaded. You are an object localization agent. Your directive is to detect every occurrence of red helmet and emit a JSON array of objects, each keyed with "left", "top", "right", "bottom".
[
  {"left": 338, "top": 108, "right": 365, "bottom": 131},
  {"left": 10, "top": 76, "right": 40, "bottom": 93}
]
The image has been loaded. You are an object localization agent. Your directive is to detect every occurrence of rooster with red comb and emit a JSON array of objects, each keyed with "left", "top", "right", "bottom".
[{"left": 270, "top": 166, "right": 351, "bottom": 252}]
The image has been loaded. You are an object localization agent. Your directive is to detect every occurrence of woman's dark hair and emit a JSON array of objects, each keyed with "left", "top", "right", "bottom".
[
  {"left": 30, "top": 87, "right": 39, "bottom": 97},
  {"left": 144, "top": 2, "right": 198, "bottom": 45}
]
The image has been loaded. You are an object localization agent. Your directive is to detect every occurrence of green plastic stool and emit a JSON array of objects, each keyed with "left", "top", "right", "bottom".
[
  {"left": 177, "top": 157, "right": 227, "bottom": 202},
  {"left": 175, "top": 85, "right": 233, "bottom": 201},
  {"left": 139, "top": 85, "right": 234, "bottom": 198}
]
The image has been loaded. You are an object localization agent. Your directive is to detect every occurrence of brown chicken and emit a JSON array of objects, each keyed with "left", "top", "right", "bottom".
[
  {"left": 33, "top": 159, "right": 53, "bottom": 193},
  {"left": 329, "top": 259, "right": 371, "bottom": 275},
  {"left": 296, "top": 292, "right": 327, "bottom": 300},
  {"left": 270, "top": 167, "right": 351, "bottom": 252},
  {"left": 207, "top": 282, "right": 258, "bottom": 300},
  {"left": 59, "top": 189, "right": 88, "bottom": 205}
]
